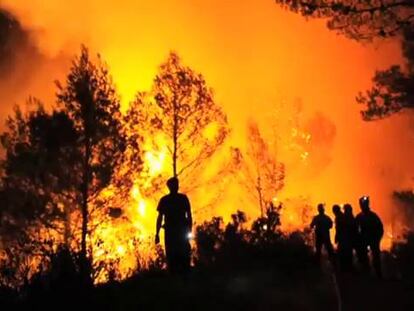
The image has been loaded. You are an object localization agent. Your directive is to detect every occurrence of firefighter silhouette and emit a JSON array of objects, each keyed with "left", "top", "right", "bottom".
[
  {"left": 356, "top": 196, "right": 384, "bottom": 277},
  {"left": 155, "top": 177, "right": 192, "bottom": 274},
  {"left": 342, "top": 203, "right": 359, "bottom": 271},
  {"left": 310, "top": 203, "right": 334, "bottom": 263},
  {"left": 332, "top": 204, "right": 348, "bottom": 270}
]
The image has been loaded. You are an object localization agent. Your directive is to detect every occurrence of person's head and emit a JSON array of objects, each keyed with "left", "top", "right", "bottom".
[
  {"left": 359, "top": 196, "right": 370, "bottom": 213},
  {"left": 317, "top": 203, "right": 325, "bottom": 215},
  {"left": 167, "top": 177, "right": 179, "bottom": 193},
  {"left": 344, "top": 203, "right": 353, "bottom": 216},
  {"left": 332, "top": 204, "right": 341, "bottom": 216}
]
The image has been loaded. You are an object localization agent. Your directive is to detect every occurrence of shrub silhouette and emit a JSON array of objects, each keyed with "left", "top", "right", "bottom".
[
  {"left": 392, "top": 231, "right": 414, "bottom": 285},
  {"left": 195, "top": 204, "right": 313, "bottom": 271}
]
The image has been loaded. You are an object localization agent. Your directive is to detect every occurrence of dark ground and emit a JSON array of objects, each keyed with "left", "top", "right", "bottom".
[
  {"left": 5, "top": 256, "right": 414, "bottom": 310},
  {"left": 90, "top": 267, "right": 336, "bottom": 311},
  {"left": 337, "top": 273, "right": 414, "bottom": 311},
  {"left": 71, "top": 266, "right": 414, "bottom": 311}
]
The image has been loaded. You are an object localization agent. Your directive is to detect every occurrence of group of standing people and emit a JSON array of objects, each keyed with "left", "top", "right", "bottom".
[
  {"left": 310, "top": 196, "right": 384, "bottom": 277},
  {"left": 155, "top": 177, "right": 385, "bottom": 278}
]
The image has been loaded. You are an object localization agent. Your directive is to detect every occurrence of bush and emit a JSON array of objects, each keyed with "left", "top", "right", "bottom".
[
  {"left": 195, "top": 216, "right": 224, "bottom": 267},
  {"left": 194, "top": 204, "right": 313, "bottom": 272},
  {"left": 392, "top": 231, "right": 414, "bottom": 285}
]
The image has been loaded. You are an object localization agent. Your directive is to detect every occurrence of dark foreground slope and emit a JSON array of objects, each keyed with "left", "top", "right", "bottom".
[
  {"left": 337, "top": 273, "right": 414, "bottom": 311},
  {"left": 12, "top": 267, "right": 334, "bottom": 311},
  {"left": 93, "top": 267, "right": 336, "bottom": 311},
  {"left": 3, "top": 257, "right": 414, "bottom": 310}
]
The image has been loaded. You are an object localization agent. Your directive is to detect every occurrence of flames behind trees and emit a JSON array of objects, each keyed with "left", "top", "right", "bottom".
[
  {"left": 234, "top": 120, "right": 285, "bottom": 216},
  {"left": 0, "top": 48, "right": 233, "bottom": 285},
  {"left": 1, "top": 0, "right": 414, "bottom": 286}
]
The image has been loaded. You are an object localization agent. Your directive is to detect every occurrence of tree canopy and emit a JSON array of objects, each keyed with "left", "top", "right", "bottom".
[
  {"left": 275, "top": 0, "right": 414, "bottom": 40},
  {"left": 125, "top": 52, "right": 229, "bottom": 184},
  {"left": 275, "top": 0, "right": 414, "bottom": 120},
  {"left": 358, "top": 28, "right": 414, "bottom": 120}
]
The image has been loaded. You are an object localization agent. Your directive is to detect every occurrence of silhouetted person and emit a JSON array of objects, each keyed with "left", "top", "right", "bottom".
[
  {"left": 332, "top": 204, "right": 348, "bottom": 271},
  {"left": 343, "top": 204, "right": 360, "bottom": 270},
  {"left": 155, "top": 177, "right": 192, "bottom": 274},
  {"left": 310, "top": 203, "right": 334, "bottom": 264},
  {"left": 356, "top": 196, "right": 384, "bottom": 277}
]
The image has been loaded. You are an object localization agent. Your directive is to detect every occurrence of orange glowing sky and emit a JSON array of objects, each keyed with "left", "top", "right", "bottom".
[{"left": 1, "top": 0, "right": 413, "bottom": 225}]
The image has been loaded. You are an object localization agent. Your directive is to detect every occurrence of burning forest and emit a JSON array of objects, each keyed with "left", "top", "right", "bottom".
[{"left": 0, "top": 1, "right": 414, "bottom": 310}]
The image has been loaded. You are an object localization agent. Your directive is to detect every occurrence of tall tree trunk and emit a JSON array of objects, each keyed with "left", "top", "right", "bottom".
[
  {"left": 256, "top": 175, "right": 264, "bottom": 217},
  {"left": 172, "top": 98, "right": 178, "bottom": 177},
  {"left": 63, "top": 198, "right": 71, "bottom": 248},
  {"left": 173, "top": 131, "right": 177, "bottom": 177},
  {"left": 80, "top": 135, "right": 91, "bottom": 285}
]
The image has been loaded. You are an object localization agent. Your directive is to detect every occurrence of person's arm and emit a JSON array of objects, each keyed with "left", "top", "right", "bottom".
[
  {"left": 334, "top": 223, "right": 339, "bottom": 244},
  {"left": 155, "top": 200, "right": 164, "bottom": 244},
  {"left": 185, "top": 196, "right": 192, "bottom": 232},
  {"left": 328, "top": 217, "right": 333, "bottom": 229},
  {"left": 376, "top": 214, "right": 384, "bottom": 239},
  {"left": 310, "top": 217, "right": 316, "bottom": 229}
]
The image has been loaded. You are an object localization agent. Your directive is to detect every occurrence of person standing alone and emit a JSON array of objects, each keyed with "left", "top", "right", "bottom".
[{"left": 155, "top": 177, "right": 193, "bottom": 274}]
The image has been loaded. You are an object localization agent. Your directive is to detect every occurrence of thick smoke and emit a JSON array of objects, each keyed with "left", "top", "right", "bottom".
[
  {"left": 0, "top": 9, "right": 29, "bottom": 118},
  {"left": 0, "top": 8, "right": 69, "bottom": 130},
  {"left": 1, "top": 0, "right": 413, "bottom": 235}
]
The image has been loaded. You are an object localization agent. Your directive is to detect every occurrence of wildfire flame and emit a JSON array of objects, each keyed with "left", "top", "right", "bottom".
[{"left": 0, "top": 0, "right": 412, "bottom": 285}]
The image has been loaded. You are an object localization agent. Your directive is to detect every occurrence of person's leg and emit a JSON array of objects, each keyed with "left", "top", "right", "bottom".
[
  {"left": 165, "top": 249, "right": 174, "bottom": 273},
  {"left": 337, "top": 244, "right": 346, "bottom": 271},
  {"left": 356, "top": 241, "right": 370, "bottom": 273},
  {"left": 183, "top": 240, "right": 191, "bottom": 273},
  {"left": 165, "top": 232, "right": 179, "bottom": 274},
  {"left": 325, "top": 239, "right": 335, "bottom": 264},
  {"left": 344, "top": 243, "right": 354, "bottom": 272},
  {"left": 315, "top": 239, "right": 322, "bottom": 264},
  {"left": 370, "top": 240, "right": 382, "bottom": 278},
  {"left": 340, "top": 240, "right": 352, "bottom": 272},
  {"left": 176, "top": 242, "right": 190, "bottom": 274}
]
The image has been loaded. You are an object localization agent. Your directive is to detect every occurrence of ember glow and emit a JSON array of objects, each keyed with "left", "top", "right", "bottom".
[{"left": 1, "top": 0, "right": 414, "bottom": 282}]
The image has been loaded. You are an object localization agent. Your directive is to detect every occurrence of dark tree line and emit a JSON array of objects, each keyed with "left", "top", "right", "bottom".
[
  {"left": 275, "top": 0, "right": 414, "bottom": 40},
  {"left": 357, "top": 28, "right": 414, "bottom": 120},
  {"left": 0, "top": 47, "right": 125, "bottom": 286}
]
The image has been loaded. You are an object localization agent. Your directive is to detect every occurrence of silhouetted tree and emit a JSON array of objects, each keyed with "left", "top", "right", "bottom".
[
  {"left": 55, "top": 46, "right": 125, "bottom": 283},
  {"left": 1, "top": 106, "right": 76, "bottom": 223},
  {"left": 195, "top": 217, "right": 224, "bottom": 267},
  {"left": 0, "top": 101, "right": 80, "bottom": 286},
  {"left": 275, "top": 0, "right": 414, "bottom": 40},
  {"left": 274, "top": 0, "right": 414, "bottom": 119},
  {"left": 250, "top": 202, "right": 282, "bottom": 246},
  {"left": 237, "top": 121, "right": 285, "bottom": 216},
  {"left": 119, "top": 92, "right": 158, "bottom": 197},
  {"left": 127, "top": 52, "right": 228, "bottom": 181},
  {"left": 393, "top": 190, "right": 414, "bottom": 231},
  {"left": 391, "top": 231, "right": 414, "bottom": 284},
  {"left": 358, "top": 28, "right": 414, "bottom": 119}
]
